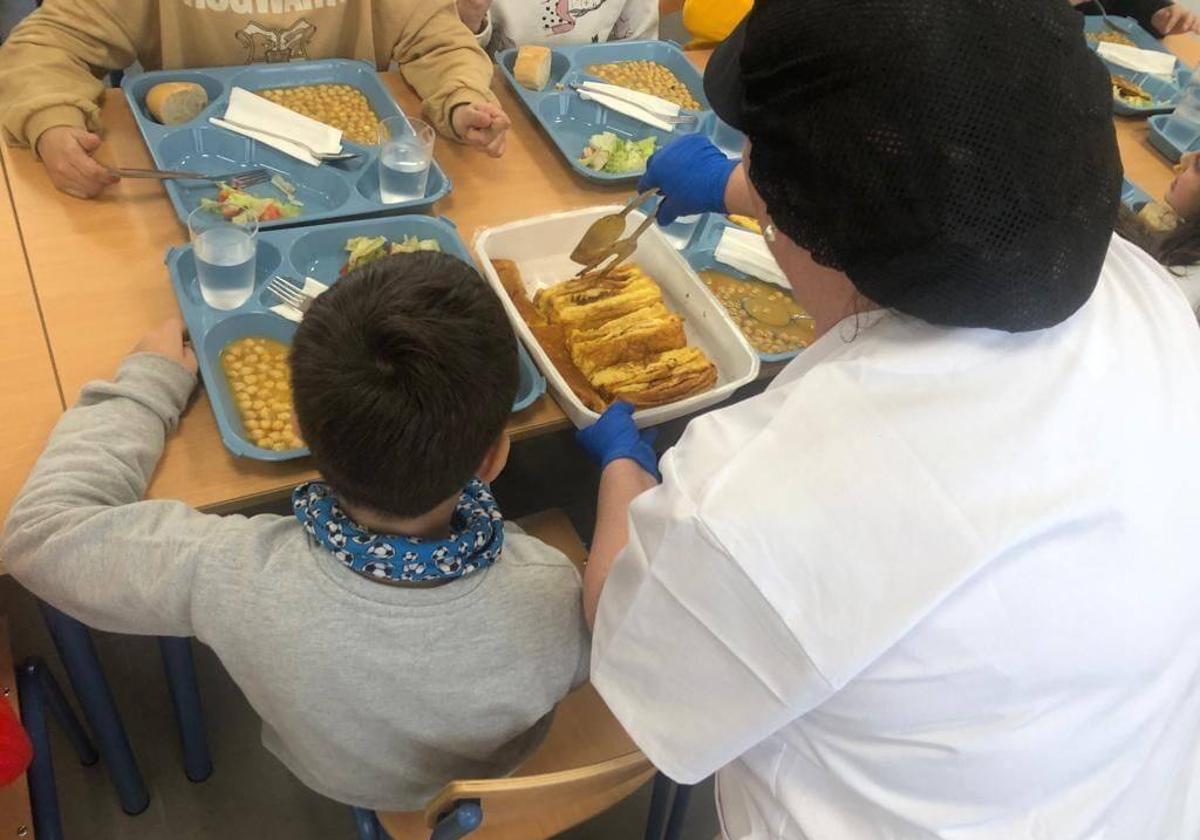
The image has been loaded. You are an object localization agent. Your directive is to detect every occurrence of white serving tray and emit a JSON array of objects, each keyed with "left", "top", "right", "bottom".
[{"left": 475, "top": 206, "right": 761, "bottom": 429}]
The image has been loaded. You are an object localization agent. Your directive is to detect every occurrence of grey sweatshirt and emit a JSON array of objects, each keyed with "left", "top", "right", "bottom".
[{"left": 2, "top": 353, "right": 591, "bottom": 810}]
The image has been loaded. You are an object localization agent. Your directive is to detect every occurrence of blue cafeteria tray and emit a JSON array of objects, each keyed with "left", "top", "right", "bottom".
[
  {"left": 680, "top": 214, "right": 803, "bottom": 364},
  {"left": 124, "top": 60, "right": 451, "bottom": 230},
  {"left": 1121, "top": 177, "right": 1154, "bottom": 211},
  {"left": 1102, "top": 58, "right": 1181, "bottom": 117},
  {"left": 1083, "top": 16, "right": 1169, "bottom": 54},
  {"left": 495, "top": 40, "right": 744, "bottom": 183},
  {"left": 165, "top": 215, "right": 546, "bottom": 461},
  {"left": 1147, "top": 112, "right": 1198, "bottom": 161}
]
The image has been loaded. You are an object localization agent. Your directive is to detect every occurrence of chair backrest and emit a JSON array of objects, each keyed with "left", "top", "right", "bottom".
[{"left": 376, "top": 511, "right": 654, "bottom": 840}]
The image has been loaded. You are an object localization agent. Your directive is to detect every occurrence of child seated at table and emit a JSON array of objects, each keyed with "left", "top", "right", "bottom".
[
  {"left": 456, "top": 0, "right": 657, "bottom": 55},
  {"left": 1, "top": 252, "right": 590, "bottom": 811},
  {"left": 0, "top": 0, "right": 511, "bottom": 200}
]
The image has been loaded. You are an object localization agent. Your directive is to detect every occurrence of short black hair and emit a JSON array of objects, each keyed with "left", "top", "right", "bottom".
[{"left": 291, "top": 251, "right": 519, "bottom": 517}]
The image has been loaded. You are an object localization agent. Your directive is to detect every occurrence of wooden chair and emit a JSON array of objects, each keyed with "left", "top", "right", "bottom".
[{"left": 369, "top": 510, "right": 655, "bottom": 840}]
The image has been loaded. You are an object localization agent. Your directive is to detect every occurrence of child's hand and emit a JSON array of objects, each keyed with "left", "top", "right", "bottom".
[
  {"left": 457, "top": 0, "right": 491, "bottom": 34},
  {"left": 133, "top": 318, "right": 198, "bottom": 376},
  {"left": 36, "top": 126, "right": 120, "bottom": 200},
  {"left": 576, "top": 402, "right": 660, "bottom": 479},
  {"left": 452, "top": 102, "right": 511, "bottom": 158},
  {"left": 1152, "top": 3, "right": 1200, "bottom": 35}
]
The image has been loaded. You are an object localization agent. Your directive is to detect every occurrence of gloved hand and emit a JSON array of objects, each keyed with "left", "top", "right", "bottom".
[
  {"left": 638, "top": 134, "right": 739, "bottom": 225},
  {"left": 576, "top": 402, "right": 661, "bottom": 480}
]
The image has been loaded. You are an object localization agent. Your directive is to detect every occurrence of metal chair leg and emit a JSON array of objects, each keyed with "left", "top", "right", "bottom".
[
  {"left": 30, "top": 657, "right": 99, "bottom": 767},
  {"left": 663, "top": 782, "right": 695, "bottom": 840},
  {"left": 37, "top": 602, "right": 150, "bottom": 815},
  {"left": 18, "top": 660, "right": 66, "bottom": 840},
  {"left": 352, "top": 806, "right": 382, "bottom": 840},
  {"left": 644, "top": 771, "right": 676, "bottom": 840},
  {"left": 158, "top": 636, "right": 213, "bottom": 782},
  {"left": 430, "top": 800, "right": 483, "bottom": 840}
]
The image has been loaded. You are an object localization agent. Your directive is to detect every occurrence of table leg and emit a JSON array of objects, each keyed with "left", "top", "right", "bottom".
[
  {"left": 158, "top": 636, "right": 213, "bottom": 782},
  {"left": 37, "top": 602, "right": 150, "bottom": 815}
]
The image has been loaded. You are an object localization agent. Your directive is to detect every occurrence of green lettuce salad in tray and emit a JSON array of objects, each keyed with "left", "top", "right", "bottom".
[{"left": 579, "top": 132, "right": 658, "bottom": 174}]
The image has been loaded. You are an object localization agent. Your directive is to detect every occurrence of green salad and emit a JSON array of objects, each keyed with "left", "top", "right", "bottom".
[
  {"left": 579, "top": 132, "right": 658, "bottom": 174},
  {"left": 342, "top": 235, "right": 442, "bottom": 275},
  {"left": 199, "top": 181, "right": 302, "bottom": 224}
]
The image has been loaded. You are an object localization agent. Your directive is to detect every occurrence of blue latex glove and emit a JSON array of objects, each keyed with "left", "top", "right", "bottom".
[
  {"left": 638, "top": 134, "right": 739, "bottom": 225},
  {"left": 576, "top": 402, "right": 661, "bottom": 480}
]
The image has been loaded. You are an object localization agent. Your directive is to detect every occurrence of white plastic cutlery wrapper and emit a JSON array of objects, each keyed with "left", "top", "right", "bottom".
[
  {"left": 715, "top": 227, "right": 789, "bottom": 289},
  {"left": 575, "top": 81, "right": 681, "bottom": 132},
  {"left": 269, "top": 277, "right": 329, "bottom": 323},
  {"left": 211, "top": 87, "right": 343, "bottom": 166},
  {"left": 1096, "top": 43, "right": 1177, "bottom": 78}
]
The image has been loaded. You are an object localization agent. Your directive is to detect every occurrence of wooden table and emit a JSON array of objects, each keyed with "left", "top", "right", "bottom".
[
  {"left": 0, "top": 155, "right": 64, "bottom": 532},
  {"left": 1116, "top": 34, "right": 1200, "bottom": 197},
  {"left": 0, "top": 66, "right": 656, "bottom": 511}
]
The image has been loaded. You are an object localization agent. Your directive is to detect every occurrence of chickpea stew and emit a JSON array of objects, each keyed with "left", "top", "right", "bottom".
[
  {"left": 257, "top": 84, "right": 381, "bottom": 145},
  {"left": 699, "top": 270, "right": 813, "bottom": 356},
  {"left": 220, "top": 336, "right": 305, "bottom": 452},
  {"left": 586, "top": 61, "right": 704, "bottom": 111}
]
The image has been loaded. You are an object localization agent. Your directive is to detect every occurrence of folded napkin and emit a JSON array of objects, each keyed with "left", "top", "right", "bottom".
[
  {"left": 715, "top": 226, "right": 788, "bottom": 289},
  {"left": 575, "top": 85, "right": 675, "bottom": 132},
  {"left": 269, "top": 277, "right": 329, "bottom": 322},
  {"left": 1097, "top": 42, "right": 1177, "bottom": 78},
  {"left": 580, "top": 81, "right": 683, "bottom": 117},
  {"left": 210, "top": 87, "right": 342, "bottom": 167}
]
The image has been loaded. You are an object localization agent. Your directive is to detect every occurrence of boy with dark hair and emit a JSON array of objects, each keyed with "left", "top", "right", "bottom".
[{"left": 1, "top": 253, "right": 589, "bottom": 810}]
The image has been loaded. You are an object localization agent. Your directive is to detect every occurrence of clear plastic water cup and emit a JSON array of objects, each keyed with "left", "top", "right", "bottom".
[
  {"left": 1163, "top": 76, "right": 1200, "bottom": 150},
  {"left": 188, "top": 207, "right": 258, "bottom": 311},
  {"left": 378, "top": 115, "right": 435, "bottom": 205}
]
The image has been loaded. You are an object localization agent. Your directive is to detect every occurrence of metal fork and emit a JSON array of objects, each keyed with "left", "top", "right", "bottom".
[
  {"left": 109, "top": 167, "right": 271, "bottom": 189},
  {"left": 220, "top": 119, "right": 361, "bottom": 161},
  {"left": 1092, "top": 0, "right": 1135, "bottom": 35},
  {"left": 267, "top": 276, "right": 317, "bottom": 313}
]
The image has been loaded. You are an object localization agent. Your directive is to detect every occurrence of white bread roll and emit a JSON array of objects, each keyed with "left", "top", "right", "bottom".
[
  {"left": 146, "top": 82, "right": 209, "bottom": 125},
  {"left": 514, "top": 46, "right": 552, "bottom": 91}
]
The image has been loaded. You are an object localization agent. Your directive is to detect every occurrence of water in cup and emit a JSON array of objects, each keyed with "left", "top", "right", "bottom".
[
  {"left": 195, "top": 225, "right": 256, "bottom": 310},
  {"left": 378, "top": 115, "right": 436, "bottom": 205},
  {"left": 379, "top": 140, "right": 431, "bottom": 203}
]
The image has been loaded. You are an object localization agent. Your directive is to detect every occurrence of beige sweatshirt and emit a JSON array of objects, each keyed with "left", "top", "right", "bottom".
[{"left": 0, "top": 0, "right": 498, "bottom": 151}]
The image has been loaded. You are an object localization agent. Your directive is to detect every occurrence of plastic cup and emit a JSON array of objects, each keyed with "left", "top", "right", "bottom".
[
  {"left": 188, "top": 207, "right": 258, "bottom": 311},
  {"left": 377, "top": 115, "right": 435, "bottom": 204}
]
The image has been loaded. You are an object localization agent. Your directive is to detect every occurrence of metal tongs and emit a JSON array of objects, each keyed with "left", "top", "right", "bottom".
[{"left": 570, "top": 190, "right": 661, "bottom": 280}]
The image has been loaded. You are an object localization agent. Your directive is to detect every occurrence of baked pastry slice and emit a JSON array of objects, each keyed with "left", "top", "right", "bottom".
[
  {"left": 567, "top": 304, "right": 686, "bottom": 377},
  {"left": 534, "top": 266, "right": 663, "bottom": 328},
  {"left": 590, "top": 347, "right": 718, "bottom": 408}
]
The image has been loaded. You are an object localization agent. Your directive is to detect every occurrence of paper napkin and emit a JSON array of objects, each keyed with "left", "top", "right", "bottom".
[{"left": 210, "top": 87, "right": 343, "bottom": 167}]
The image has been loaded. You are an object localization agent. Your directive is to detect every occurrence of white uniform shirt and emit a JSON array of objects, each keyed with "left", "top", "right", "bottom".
[{"left": 592, "top": 235, "right": 1200, "bottom": 839}]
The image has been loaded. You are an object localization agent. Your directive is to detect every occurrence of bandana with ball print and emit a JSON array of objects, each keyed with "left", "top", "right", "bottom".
[{"left": 292, "top": 478, "right": 504, "bottom": 584}]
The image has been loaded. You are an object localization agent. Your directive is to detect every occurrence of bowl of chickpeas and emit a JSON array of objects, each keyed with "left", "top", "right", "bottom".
[{"left": 202, "top": 315, "right": 307, "bottom": 459}]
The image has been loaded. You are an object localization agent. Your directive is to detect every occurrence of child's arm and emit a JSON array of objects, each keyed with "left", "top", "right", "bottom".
[
  {"left": 611, "top": 0, "right": 659, "bottom": 41},
  {"left": 1, "top": 321, "right": 260, "bottom": 637},
  {"left": 389, "top": 0, "right": 510, "bottom": 156},
  {"left": 0, "top": 0, "right": 156, "bottom": 197}
]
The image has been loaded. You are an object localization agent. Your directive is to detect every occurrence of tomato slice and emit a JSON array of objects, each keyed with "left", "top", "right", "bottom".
[
  {"left": 217, "top": 189, "right": 230, "bottom": 202},
  {"left": 260, "top": 204, "right": 282, "bottom": 221}
]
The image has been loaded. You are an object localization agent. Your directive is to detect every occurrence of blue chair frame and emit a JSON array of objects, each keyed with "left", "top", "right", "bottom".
[
  {"left": 353, "top": 801, "right": 483, "bottom": 840},
  {"left": 644, "top": 772, "right": 695, "bottom": 840},
  {"left": 18, "top": 657, "right": 100, "bottom": 840},
  {"left": 37, "top": 602, "right": 213, "bottom": 814}
]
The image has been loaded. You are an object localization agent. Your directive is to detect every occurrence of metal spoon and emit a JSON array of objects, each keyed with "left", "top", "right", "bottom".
[
  {"left": 569, "top": 189, "right": 658, "bottom": 265},
  {"left": 739, "top": 297, "right": 813, "bottom": 328}
]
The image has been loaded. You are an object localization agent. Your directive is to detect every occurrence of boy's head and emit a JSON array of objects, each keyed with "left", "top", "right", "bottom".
[{"left": 291, "top": 252, "right": 519, "bottom": 518}]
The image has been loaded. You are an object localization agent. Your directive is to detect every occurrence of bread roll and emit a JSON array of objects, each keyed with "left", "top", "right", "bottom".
[
  {"left": 146, "top": 82, "right": 209, "bottom": 125},
  {"left": 514, "top": 45, "right": 552, "bottom": 91}
]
